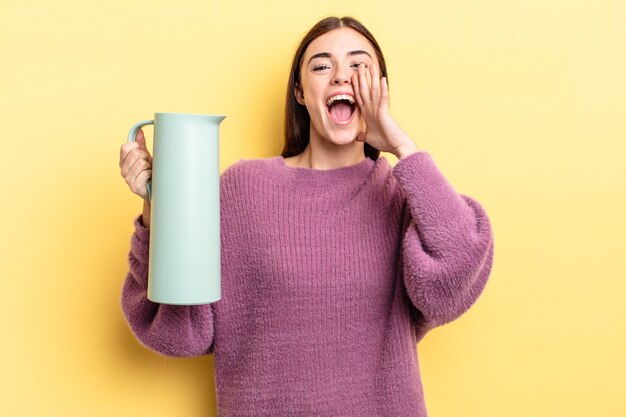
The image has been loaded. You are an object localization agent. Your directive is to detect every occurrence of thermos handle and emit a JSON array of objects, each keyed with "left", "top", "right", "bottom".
[{"left": 127, "top": 120, "right": 155, "bottom": 201}]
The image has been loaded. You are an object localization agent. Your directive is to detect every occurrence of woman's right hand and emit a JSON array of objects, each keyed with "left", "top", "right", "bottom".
[{"left": 120, "top": 129, "right": 153, "bottom": 201}]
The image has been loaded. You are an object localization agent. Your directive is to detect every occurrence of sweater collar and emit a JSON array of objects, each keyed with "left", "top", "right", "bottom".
[{"left": 272, "top": 155, "right": 377, "bottom": 190}]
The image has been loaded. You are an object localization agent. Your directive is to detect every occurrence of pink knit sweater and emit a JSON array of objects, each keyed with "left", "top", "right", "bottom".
[{"left": 121, "top": 151, "right": 494, "bottom": 416}]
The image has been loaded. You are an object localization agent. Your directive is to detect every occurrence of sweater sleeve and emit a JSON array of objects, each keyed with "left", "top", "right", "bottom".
[
  {"left": 393, "top": 152, "right": 494, "bottom": 330},
  {"left": 120, "top": 214, "right": 216, "bottom": 357}
]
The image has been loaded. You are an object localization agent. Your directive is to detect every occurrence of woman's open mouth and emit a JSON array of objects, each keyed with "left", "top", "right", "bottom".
[{"left": 325, "top": 94, "right": 357, "bottom": 125}]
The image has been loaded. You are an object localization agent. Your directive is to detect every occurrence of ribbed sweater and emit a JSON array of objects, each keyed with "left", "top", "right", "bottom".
[{"left": 121, "top": 151, "right": 494, "bottom": 417}]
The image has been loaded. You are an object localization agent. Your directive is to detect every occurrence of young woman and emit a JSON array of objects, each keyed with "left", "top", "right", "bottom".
[{"left": 119, "top": 16, "right": 494, "bottom": 417}]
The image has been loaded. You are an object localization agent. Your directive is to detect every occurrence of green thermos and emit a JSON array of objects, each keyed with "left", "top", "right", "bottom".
[{"left": 127, "top": 112, "right": 225, "bottom": 305}]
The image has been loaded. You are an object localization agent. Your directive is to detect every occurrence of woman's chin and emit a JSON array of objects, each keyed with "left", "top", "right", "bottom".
[
  {"left": 324, "top": 123, "right": 364, "bottom": 146},
  {"left": 326, "top": 132, "right": 360, "bottom": 146}
]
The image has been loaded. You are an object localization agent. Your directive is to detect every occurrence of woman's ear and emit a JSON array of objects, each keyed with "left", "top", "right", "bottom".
[{"left": 294, "top": 84, "right": 305, "bottom": 105}]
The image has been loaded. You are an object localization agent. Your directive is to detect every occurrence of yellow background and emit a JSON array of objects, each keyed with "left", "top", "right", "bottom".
[{"left": 1, "top": 0, "right": 625, "bottom": 416}]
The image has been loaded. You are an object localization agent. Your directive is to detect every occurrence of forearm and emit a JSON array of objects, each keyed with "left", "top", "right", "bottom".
[
  {"left": 121, "top": 215, "right": 215, "bottom": 357},
  {"left": 394, "top": 152, "right": 494, "bottom": 327}
]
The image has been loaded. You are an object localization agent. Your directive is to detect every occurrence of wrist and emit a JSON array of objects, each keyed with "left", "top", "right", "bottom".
[{"left": 393, "top": 140, "right": 419, "bottom": 159}]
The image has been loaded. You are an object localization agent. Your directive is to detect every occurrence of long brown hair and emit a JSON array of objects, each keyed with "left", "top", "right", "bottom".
[{"left": 282, "top": 16, "right": 388, "bottom": 160}]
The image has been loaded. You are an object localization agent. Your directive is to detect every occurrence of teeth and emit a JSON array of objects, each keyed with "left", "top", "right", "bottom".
[{"left": 326, "top": 94, "right": 355, "bottom": 106}]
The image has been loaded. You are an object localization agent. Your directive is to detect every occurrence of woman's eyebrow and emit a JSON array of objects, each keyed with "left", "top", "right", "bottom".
[
  {"left": 307, "top": 52, "right": 332, "bottom": 64},
  {"left": 348, "top": 50, "right": 372, "bottom": 59},
  {"left": 307, "top": 50, "right": 372, "bottom": 65}
]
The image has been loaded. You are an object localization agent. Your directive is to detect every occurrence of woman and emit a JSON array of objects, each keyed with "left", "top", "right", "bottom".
[{"left": 119, "top": 16, "right": 494, "bottom": 417}]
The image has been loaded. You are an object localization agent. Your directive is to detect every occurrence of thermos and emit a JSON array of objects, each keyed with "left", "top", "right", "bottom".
[{"left": 127, "top": 112, "right": 225, "bottom": 305}]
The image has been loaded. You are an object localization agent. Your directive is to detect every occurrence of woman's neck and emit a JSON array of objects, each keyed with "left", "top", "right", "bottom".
[{"left": 284, "top": 137, "right": 366, "bottom": 170}]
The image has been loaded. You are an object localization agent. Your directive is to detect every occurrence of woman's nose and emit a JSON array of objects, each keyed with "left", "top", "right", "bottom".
[{"left": 332, "top": 68, "right": 352, "bottom": 84}]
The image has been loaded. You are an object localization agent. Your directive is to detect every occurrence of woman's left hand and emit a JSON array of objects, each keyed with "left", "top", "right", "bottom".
[{"left": 352, "top": 63, "right": 419, "bottom": 159}]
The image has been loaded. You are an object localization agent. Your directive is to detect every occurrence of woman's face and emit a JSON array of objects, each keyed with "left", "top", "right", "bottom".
[{"left": 296, "top": 27, "right": 379, "bottom": 147}]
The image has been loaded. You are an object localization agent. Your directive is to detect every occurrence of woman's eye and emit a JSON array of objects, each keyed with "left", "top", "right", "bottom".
[
  {"left": 351, "top": 62, "right": 368, "bottom": 69},
  {"left": 313, "top": 64, "right": 330, "bottom": 71}
]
